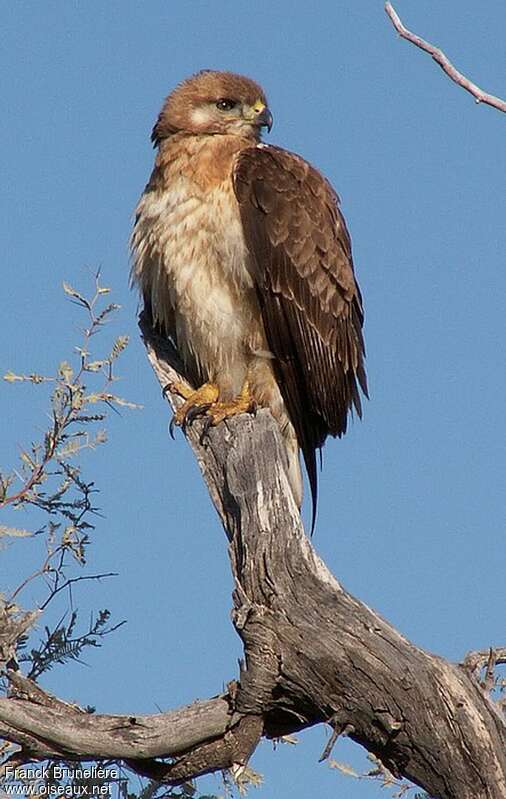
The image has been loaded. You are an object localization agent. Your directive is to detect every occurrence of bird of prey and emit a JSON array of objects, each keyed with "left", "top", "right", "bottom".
[{"left": 131, "top": 70, "right": 367, "bottom": 529}]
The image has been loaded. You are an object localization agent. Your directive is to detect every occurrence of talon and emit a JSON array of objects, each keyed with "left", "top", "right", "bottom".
[
  {"left": 169, "top": 415, "right": 177, "bottom": 439},
  {"left": 183, "top": 402, "right": 212, "bottom": 431}
]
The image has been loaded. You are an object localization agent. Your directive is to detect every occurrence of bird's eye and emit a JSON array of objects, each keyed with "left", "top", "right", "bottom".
[{"left": 216, "top": 99, "right": 237, "bottom": 111}]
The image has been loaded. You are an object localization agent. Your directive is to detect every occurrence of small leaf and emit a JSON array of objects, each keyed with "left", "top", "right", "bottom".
[
  {"left": 28, "top": 373, "right": 48, "bottom": 384},
  {"left": 110, "top": 335, "right": 129, "bottom": 361},
  {"left": 3, "top": 371, "right": 24, "bottom": 383},
  {"left": 85, "top": 360, "right": 105, "bottom": 372},
  {"left": 71, "top": 392, "right": 84, "bottom": 411},
  {"left": 62, "top": 282, "right": 88, "bottom": 307},
  {"left": 328, "top": 760, "right": 360, "bottom": 778},
  {"left": 94, "top": 303, "right": 120, "bottom": 325},
  {"left": 97, "top": 286, "right": 111, "bottom": 295},
  {"left": 57, "top": 439, "right": 82, "bottom": 459},
  {"left": 278, "top": 734, "right": 298, "bottom": 745},
  {"left": 58, "top": 361, "right": 74, "bottom": 383},
  {"left": 0, "top": 472, "right": 14, "bottom": 500},
  {"left": 109, "top": 395, "right": 142, "bottom": 410},
  {"left": 20, "top": 450, "right": 36, "bottom": 468},
  {"left": 84, "top": 392, "right": 142, "bottom": 410},
  {"left": 0, "top": 525, "right": 32, "bottom": 538},
  {"left": 94, "top": 430, "right": 108, "bottom": 445},
  {"left": 62, "top": 281, "right": 78, "bottom": 297},
  {"left": 4, "top": 371, "right": 51, "bottom": 383}
]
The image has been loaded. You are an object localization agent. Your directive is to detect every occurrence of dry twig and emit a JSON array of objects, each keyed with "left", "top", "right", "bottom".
[{"left": 385, "top": 3, "right": 506, "bottom": 113}]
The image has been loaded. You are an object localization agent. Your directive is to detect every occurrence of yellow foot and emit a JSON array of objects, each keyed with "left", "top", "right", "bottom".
[
  {"left": 169, "top": 382, "right": 220, "bottom": 433},
  {"left": 197, "top": 382, "right": 256, "bottom": 444},
  {"left": 168, "top": 381, "right": 256, "bottom": 441},
  {"left": 163, "top": 379, "right": 192, "bottom": 400},
  {"left": 164, "top": 379, "right": 201, "bottom": 402},
  {"left": 203, "top": 381, "right": 256, "bottom": 427}
]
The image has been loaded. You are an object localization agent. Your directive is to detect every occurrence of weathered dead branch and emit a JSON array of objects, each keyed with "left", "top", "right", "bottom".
[{"left": 1, "top": 314, "right": 505, "bottom": 798}]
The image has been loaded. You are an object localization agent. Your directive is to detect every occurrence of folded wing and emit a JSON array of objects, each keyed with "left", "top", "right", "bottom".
[{"left": 233, "top": 145, "right": 368, "bottom": 526}]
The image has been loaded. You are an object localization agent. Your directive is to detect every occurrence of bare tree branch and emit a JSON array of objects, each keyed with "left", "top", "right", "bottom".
[
  {"left": 0, "top": 671, "right": 234, "bottom": 764},
  {"left": 385, "top": 2, "right": 506, "bottom": 113},
  {"left": 463, "top": 648, "right": 506, "bottom": 683},
  {"left": 1, "top": 315, "right": 505, "bottom": 798},
  {"left": 38, "top": 572, "right": 119, "bottom": 612}
]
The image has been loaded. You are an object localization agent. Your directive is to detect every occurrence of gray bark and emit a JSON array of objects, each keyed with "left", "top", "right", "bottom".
[{"left": 0, "top": 314, "right": 505, "bottom": 799}]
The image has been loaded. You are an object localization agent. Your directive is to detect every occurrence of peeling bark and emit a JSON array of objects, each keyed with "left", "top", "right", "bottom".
[{"left": 0, "top": 315, "right": 505, "bottom": 799}]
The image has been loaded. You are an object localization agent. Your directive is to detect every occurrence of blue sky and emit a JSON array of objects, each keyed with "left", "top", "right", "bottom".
[{"left": 1, "top": 2, "right": 505, "bottom": 797}]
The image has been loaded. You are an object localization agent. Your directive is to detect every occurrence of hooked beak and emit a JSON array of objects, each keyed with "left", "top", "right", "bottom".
[
  {"left": 247, "top": 100, "right": 273, "bottom": 132},
  {"left": 255, "top": 106, "right": 273, "bottom": 132}
]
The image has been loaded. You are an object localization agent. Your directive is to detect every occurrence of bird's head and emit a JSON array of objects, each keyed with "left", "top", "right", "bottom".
[{"left": 151, "top": 70, "right": 273, "bottom": 146}]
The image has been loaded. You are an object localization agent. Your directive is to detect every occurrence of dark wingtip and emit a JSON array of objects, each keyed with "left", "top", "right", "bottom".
[
  {"left": 310, "top": 495, "right": 318, "bottom": 536},
  {"left": 303, "top": 446, "right": 319, "bottom": 536}
]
